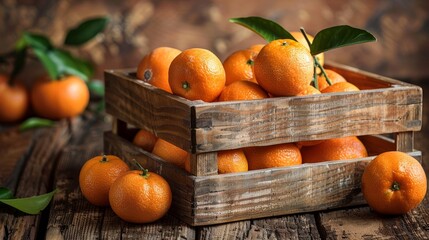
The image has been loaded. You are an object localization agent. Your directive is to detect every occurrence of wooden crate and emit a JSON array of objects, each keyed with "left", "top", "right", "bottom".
[{"left": 103, "top": 62, "right": 422, "bottom": 226}]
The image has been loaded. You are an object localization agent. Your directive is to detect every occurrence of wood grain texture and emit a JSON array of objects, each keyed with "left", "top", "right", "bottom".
[{"left": 0, "top": 120, "right": 71, "bottom": 240}]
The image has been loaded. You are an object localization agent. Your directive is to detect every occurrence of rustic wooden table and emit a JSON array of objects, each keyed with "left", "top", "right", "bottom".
[{"left": 1, "top": 83, "right": 428, "bottom": 240}]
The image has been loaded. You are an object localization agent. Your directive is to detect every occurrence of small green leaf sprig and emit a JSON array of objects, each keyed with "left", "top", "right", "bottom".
[{"left": 229, "top": 16, "right": 376, "bottom": 89}]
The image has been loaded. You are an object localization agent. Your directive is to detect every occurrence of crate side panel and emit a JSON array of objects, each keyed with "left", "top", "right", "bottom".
[
  {"left": 104, "top": 70, "right": 194, "bottom": 151},
  {"left": 193, "top": 87, "right": 422, "bottom": 152},
  {"left": 103, "top": 131, "right": 196, "bottom": 225},
  {"left": 191, "top": 151, "right": 421, "bottom": 225}
]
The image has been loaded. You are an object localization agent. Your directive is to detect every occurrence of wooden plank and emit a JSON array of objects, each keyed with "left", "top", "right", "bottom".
[
  {"left": 104, "top": 69, "right": 195, "bottom": 152},
  {"left": 0, "top": 120, "right": 71, "bottom": 240},
  {"left": 198, "top": 214, "right": 322, "bottom": 239},
  {"left": 317, "top": 198, "right": 429, "bottom": 239},
  {"left": 396, "top": 131, "right": 414, "bottom": 152},
  {"left": 190, "top": 152, "right": 218, "bottom": 176},
  {"left": 193, "top": 86, "right": 422, "bottom": 152}
]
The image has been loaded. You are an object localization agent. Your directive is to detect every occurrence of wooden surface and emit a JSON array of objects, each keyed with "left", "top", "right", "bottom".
[{"left": 0, "top": 89, "right": 428, "bottom": 238}]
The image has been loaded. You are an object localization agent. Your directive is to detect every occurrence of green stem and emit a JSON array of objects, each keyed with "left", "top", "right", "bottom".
[
  {"left": 314, "top": 56, "right": 332, "bottom": 86},
  {"left": 134, "top": 160, "right": 150, "bottom": 179},
  {"left": 299, "top": 28, "right": 319, "bottom": 90}
]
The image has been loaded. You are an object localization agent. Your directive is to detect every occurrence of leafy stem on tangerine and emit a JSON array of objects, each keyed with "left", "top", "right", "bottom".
[
  {"left": 299, "top": 27, "right": 332, "bottom": 89},
  {"left": 134, "top": 159, "right": 150, "bottom": 179}
]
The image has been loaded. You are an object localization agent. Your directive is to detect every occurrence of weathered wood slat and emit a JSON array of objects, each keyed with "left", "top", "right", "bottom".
[{"left": 0, "top": 120, "right": 71, "bottom": 240}]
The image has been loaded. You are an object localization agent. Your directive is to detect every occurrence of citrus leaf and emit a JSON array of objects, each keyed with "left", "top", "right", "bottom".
[
  {"left": 87, "top": 80, "right": 105, "bottom": 97},
  {"left": 10, "top": 48, "right": 27, "bottom": 82},
  {"left": 64, "top": 17, "right": 109, "bottom": 46},
  {"left": 229, "top": 16, "right": 296, "bottom": 42},
  {"left": 23, "top": 32, "right": 53, "bottom": 51},
  {"left": 47, "top": 49, "right": 90, "bottom": 81},
  {"left": 310, "top": 25, "right": 376, "bottom": 55},
  {"left": 33, "top": 48, "right": 59, "bottom": 80},
  {"left": 19, "top": 117, "right": 55, "bottom": 131},
  {"left": 0, "top": 189, "right": 56, "bottom": 214},
  {"left": 0, "top": 187, "right": 13, "bottom": 199}
]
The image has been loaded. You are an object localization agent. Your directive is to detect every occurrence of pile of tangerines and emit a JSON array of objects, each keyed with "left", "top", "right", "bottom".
[{"left": 133, "top": 31, "right": 368, "bottom": 174}]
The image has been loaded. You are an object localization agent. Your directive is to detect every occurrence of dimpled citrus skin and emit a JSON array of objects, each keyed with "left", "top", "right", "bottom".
[
  {"left": 168, "top": 48, "right": 225, "bottom": 102},
  {"left": 361, "top": 151, "right": 427, "bottom": 215},
  {"left": 109, "top": 170, "right": 172, "bottom": 223},
  {"left": 254, "top": 39, "right": 314, "bottom": 97},
  {"left": 244, "top": 143, "right": 302, "bottom": 170}
]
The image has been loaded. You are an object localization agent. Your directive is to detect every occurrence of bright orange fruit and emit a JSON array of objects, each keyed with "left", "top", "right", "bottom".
[{"left": 244, "top": 143, "right": 302, "bottom": 170}]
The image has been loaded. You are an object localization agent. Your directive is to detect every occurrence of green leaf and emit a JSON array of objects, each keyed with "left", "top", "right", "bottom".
[
  {"left": 33, "top": 48, "right": 59, "bottom": 80},
  {"left": 310, "top": 25, "right": 376, "bottom": 55},
  {"left": 23, "top": 32, "right": 53, "bottom": 51},
  {"left": 19, "top": 117, "right": 55, "bottom": 131},
  {"left": 87, "top": 80, "right": 105, "bottom": 97},
  {"left": 0, "top": 187, "right": 13, "bottom": 199},
  {"left": 229, "top": 16, "right": 296, "bottom": 42},
  {"left": 48, "top": 49, "right": 90, "bottom": 81},
  {"left": 64, "top": 17, "right": 109, "bottom": 46},
  {"left": 0, "top": 189, "right": 56, "bottom": 214}
]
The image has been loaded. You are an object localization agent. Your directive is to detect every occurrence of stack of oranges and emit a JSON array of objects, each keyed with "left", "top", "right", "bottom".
[{"left": 133, "top": 32, "right": 368, "bottom": 174}]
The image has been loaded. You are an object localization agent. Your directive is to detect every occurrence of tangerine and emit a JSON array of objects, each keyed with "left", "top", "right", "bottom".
[
  {"left": 109, "top": 169, "right": 172, "bottom": 223},
  {"left": 362, "top": 151, "right": 427, "bottom": 215},
  {"left": 223, "top": 49, "right": 258, "bottom": 85},
  {"left": 132, "top": 129, "right": 158, "bottom": 152},
  {"left": 168, "top": 48, "right": 225, "bottom": 102},
  {"left": 152, "top": 138, "right": 188, "bottom": 167},
  {"left": 218, "top": 149, "right": 248, "bottom": 174},
  {"left": 218, "top": 80, "right": 268, "bottom": 101},
  {"left": 79, "top": 155, "right": 130, "bottom": 206},
  {"left": 244, "top": 143, "right": 302, "bottom": 170},
  {"left": 136, "top": 47, "right": 181, "bottom": 93},
  {"left": 254, "top": 39, "right": 314, "bottom": 96}
]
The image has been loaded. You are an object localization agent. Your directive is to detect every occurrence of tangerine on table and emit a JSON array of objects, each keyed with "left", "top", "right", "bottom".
[
  {"left": 152, "top": 138, "right": 188, "bottom": 168},
  {"left": 79, "top": 155, "right": 130, "bottom": 206},
  {"left": 301, "top": 136, "right": 368, "bottom": 163},
  {"left": 168, "top": 48, "right": 225, "bottom": 102},
  {"left": 132, "top": 129, "right": 158, "bottom": 152},
  {"left": 244, "top": 143, "right": 302, "bottom": 170},
  {"left": 218, "top": 149, "right": 248, "bottom": 174},
  {"left": 317, "top": 69, "right": 347, "bottom": 91},
  {"left": 361, "top": 151, "right": 427, "bottom": 215},
  {"left": 254, "top": 39, "right": 314, "bottom": 96},
  {"left": 109, "top": 169, "right": 172, "bottom": 223},
  {"left": 136, "top": 47, "right": 181, "bottom": 93},
  {"left": 223, "top": 49, "right": 258, "bottom": 85},
  {"left": 218, "top": 80, "right": 268, "bottom": 101},
  {"left": 0, "top": 75, "right": 29, "bottom": 123}
]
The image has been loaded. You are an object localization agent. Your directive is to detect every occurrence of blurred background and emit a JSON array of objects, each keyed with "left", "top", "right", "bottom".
[{"left": 1, "top": 0, "right": 428, "bottom": 83}]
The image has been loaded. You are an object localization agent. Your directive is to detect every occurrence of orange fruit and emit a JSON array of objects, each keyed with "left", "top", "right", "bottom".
[
  {"left": 301, "top": 136, "right": 368, "bottom": 163},
  {"left": 223, "top": 49, "right": 258, "bottom": 85},
  {"left": 0, "top": 75, "right": 29, "bottom": 123},
  {"left": 244, "top": 143, "right": 302, "bottom": 170},
  {"left": 79, "top": 155, "right": 130, "bottom": 206},
  {"left": 109, "top": 169, "right": 172, "bottom": 223},
  {"left": 136, "top": 47, "right": 181, "bottom": 93},
  {"left": 362, "top": 151, "right": 427, "bottom": 215},
  {"left": 290, "top": 31, "right": 324, "bottom": 68},
  {"left": 316, "top": 69, "right": 347, "bottom": 91},
  {"left": 184, "top": 153, "right": 191, "bottom": 173},
  {"left": 152, "top": 138, "right": 188, "bottom": 167},
  {"left": 218, "top": 80, "right": 268, "bottom": 101},
  {"left": 321, "top": 82, "right": 360, "bottom": 93},
  {"left": 132, "top": 129, "right": 158, "bottom": 152},
  {"left": 247, "top": 44, "right": 265, "bottom": 53},
  {"left": 254, "top": 39, "right": 314, "bottom": 96},
  {"left": 31, "top": 75, "right": 89, "bottom": 120},
  {"left": 295, "top": 85, "right": 321, "bottom": 96},
  {"left": 218, "top": 149, "right": 248, "bottom": 174},
  {"left": 168, "top": 48, "right": 225, "bottom": 102}
]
